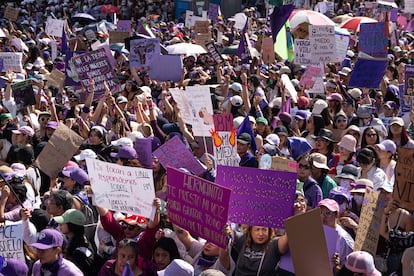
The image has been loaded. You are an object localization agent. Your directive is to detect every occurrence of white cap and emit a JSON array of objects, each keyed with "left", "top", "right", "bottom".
[
  {"left": 74, "top": 149, "right": 97, "bottom": 162},
  {"left": 265, "top": 134, "right": 280, "bottom": 147},
  {"left": 312, "top": 99, "right": 328, "bottom": 115},
  {"left": 128, "top": 131, "right": 144, "bottom": 142},
  {"left": 230, "top": 95, "right": 243, "bottom": 106},
  {"left": 346, "top": 50, "right": 355, "bottom": 58},
  {"left": 111, "top": 137, "right": 134, "bottom": 147},
  {"left": 157, "top": 259, "right": 194, "bottom": 276}
]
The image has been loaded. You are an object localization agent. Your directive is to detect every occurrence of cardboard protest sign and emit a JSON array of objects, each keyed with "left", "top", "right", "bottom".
[
  {"left": 46, "top": 18, "right": 65, "bottom": 37},
  {"left": 72, "top": 48, "right": 120, "bottom": 99},
  {"left": 117, "top": 20, "right": 131, "bottom": 32},
  {"left": 170, "top": 86, "right": 214, "bottom": 137},
  {"left": 12, "top": 80, "right": 35, "bottom": 109},
  {"left": 129, "top": 38, "right": 161, "bottom": 68},
  {"left": 109, "top": 31, "right": 130, "bottom": 44},
  {"left": 354, "top": 188, "right": 384, "bottom": 255},
  {"left": 87, "top": 158, "right": 156, "bottom": 218},
  {"left": 294, "top": 39, "right": 312, "bottom": 65},
  {"left": 205, "top": 42, "right": 224, "bottom": 65},
  {"left": 0, "top": 221, "right": 24, "bottom": 261},
  {"left": 167, "top": 167, "right": 231, "bottom": 248},
  {"left": 211, "top": 114, "right": 239, "bottom": 167},
  {"left": 216, "top": 166, "right": 297, "bottom": 228},
  {"left": 393, "top": 147, "right": 414, "bottom": 211},
  {"left": 285, "top": 209, "right": 333, "bottom": 276},
  {"left": 193, "top": 21, "right": 210, "bottom": 33},
  {"left": 348, "top": 58, "right": 388, "bottom": 88},
  {"left": 153, "top": 135, "right": 205, "bottom": 176},
  {"left": 299, "top": 65, "right": 321, "bottom": 89},
  {"left": 359, "top": 22, "right": 388, "bottom": 58},
  {"left": 271, "top": 156, "right": 298, "bottom": 172},
  {"left": 261, "top": 37, "right": 276, "bottom": 64},
  {"left": 134, "top": 137, "right": 152, "bottom": 169},
  {"left": 45, "top": 69, "right": 65, "bottom": 91},
  {"left": 4, "top": 7, "right": 19, "bottom": 21},
  {"left": 0, "top": 52, "right": 23, "bottom": 72},
  {"left": 34, "top": 123, "right": 84, "bottom": 178},
  {"left": 148, "top": 55, "right": 183, "bottom": 82},
  {"left": 195, "top": 33, "right": 212, "bottom": 47},
  {"left": 309, "top": 25, "right": 336, "bottom": 64}
]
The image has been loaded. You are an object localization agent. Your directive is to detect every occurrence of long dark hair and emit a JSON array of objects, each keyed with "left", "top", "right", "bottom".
[
  {"left": 66, "top": 223, "right": 88, "bottom": 254},
  {"left": 387, "top": 124, "right": 410, "bottom": 147},
  {"left": 153, "top": 237, "right": 181, "bottom": 263},
  {"left": 361, "top": 127, "right": 380, "bottom": 148}
]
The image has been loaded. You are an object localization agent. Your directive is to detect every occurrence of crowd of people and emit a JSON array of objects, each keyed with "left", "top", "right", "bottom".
[{"left": 0, "top": 0, "right": 414, "bottom": 275}]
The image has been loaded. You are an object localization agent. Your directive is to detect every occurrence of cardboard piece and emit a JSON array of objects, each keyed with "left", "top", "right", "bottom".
[
  {"left": 216, "top": 165, "right": 297, "bottom": 228},
  {"left": 34, "top": 123, "right": 84, "bottom": 178},
  {"left": 393, "top": 147, "right": 414, "bottom": 211},
  {"left": 193, "top": 21, "right": 210, "bottom": 33},
  {"left": 109, "top": 31, "right": 130, "bottom": 44},
  {"left": 261, "top": 37, "right": 276, "bottom": 65},
  {"left": 86, "top": 158, "right": 156, "bottom": 219},
  {"left": 285, "top": 209, "right": 332, "bottom": 276},
  {"left": 45, "top": 69, "right": 65, "bottom": 91},
  {"left": 4, "top": 7, "right": 19, "bottom": 21},
  {"left": 167, "top": 167, "right": 231, "bottom": 248},
  {"left": 354, "top": 188, "right": 384, "bottom": 255},
  {"left": 271, "top": 156, "right": 298, "bottom": 172}
]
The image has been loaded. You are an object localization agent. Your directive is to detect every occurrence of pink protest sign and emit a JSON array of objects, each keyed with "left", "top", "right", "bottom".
[
  {"left": 299, "top": 65, "right": 321, "bottom": 89},
  {"left": 216, "top": 165, "right": 297, "bottom": 228},
  {"left": 213, "top": 114, "right": 233, "bottom": 131},
  {"left": 167, "top": 167, "right": 231, "bottom": 248},
  {"left": 153, "top": 135, "right": 205, "bottom": 176}
]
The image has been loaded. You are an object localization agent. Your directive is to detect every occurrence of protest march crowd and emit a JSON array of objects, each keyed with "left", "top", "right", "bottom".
[{"left": 1, "top": 0, "right": 414, "bottom": 275}]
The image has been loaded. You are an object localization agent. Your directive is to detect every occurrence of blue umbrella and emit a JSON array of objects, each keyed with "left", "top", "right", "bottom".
[
  {"left": 72, "top": 13, "right": 97, "bottom": 22},
  {"left": 110, "top": 43, "right": 129, "bottom": 55}
]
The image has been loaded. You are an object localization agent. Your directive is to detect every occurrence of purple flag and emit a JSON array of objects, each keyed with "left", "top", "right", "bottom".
[
  {"left": 236, "top": 19, "right": 250, "bottom": 64},
  {"left": 405, "top": 18, "right": 414, "bottom": 32},
  {"left": 270, "top": 4, "right": 295, "bottom": 43},
  {"left": 61, "top": 25, "right": 68, "bottom": 55},
  {"left": 278, "top": 97, "right": 291, "bottom": 115},
  {"left": 236, "top": 115, "right": 257, "bottom": 152}
]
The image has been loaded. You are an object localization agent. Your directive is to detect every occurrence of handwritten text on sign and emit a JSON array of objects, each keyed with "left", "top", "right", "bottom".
[
  {"left": 309, "top": 25, "right": 335, "bottom": 64},
  {"left": 393, "top": 147, "right": 414, "bottom": 211},
  {"left": 0, "top": 221, "right": 24, "bottom": 262},
  {"left": 216, "top": 166, "right": 297, "bottom": 228},
  {"left": 167, "top": 167, "right": 231, "bottom": 248},
  {"left": 72, "top": 48, "right": 120, "bottom": 99},
  {"left": 86, "top": 158, "right": 156, "bottom": 219},
  {"left": 354, "top": 188, "right": 384, "bottom": 255}
]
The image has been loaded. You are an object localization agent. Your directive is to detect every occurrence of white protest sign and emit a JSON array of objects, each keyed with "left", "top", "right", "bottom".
[
  {"left": 170, "top": 86, "right": 214, "bottom": 137},
  {"left": 335, "top": 34, "right": 350, "bottom": 62},
  {"left": 213, "top": 131, "right": 239, "bottom": 166},
  {"left": 280, "top": 74, "right": 298, "bottom": 103},
  {"left": 86, "top": 158, "right": 156, "bottom": 219},
  {"left": 405, "top": 0, "right": 414, "bottom": 13},
  {"left": 0, "top": 221, "right": 24, "bottom": 262},
  {"left": 309, "top": 25, "right": 336, "bottom": 64},
  {"left": 233, "top": 12, "right": 248, "bottom": 30},
  {"left": 51, "top": 40, "right": 57, "bottom": 61},
  {"left": 308, "top": 63, "right": 326, "bottom": 94},
  {"left": 45, "top": 18, "right": 65, "bottom": 37},
  {"left": 0, "top": 52, "right": 23, "bottom": 72},
  {"left": 185, "top": 10, "right": 194, "bottom": 28},
  {"left": 294, "top": 39, "right": 313, "bottom": 65}
]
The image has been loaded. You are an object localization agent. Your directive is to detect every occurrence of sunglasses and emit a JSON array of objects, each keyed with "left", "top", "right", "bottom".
[
  {"left": 121, "top": 222, "right": 138, "bottom": 231},
  {"left": 40, "top": 117, "right": 50, "bottom": 122},
  {"left": 336, "top": 119, "right": 347, "bottom": 123},
  {"left": 298, "top": 164, "right": 311, "bottom": 170},
  {"left": 365, "top": 133, "right": 377, "bottom": 137}
]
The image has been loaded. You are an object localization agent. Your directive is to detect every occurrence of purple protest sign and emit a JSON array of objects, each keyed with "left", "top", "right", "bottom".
[
  {"left": 348, "top": 58, "right": 388, "bottom": 89},
  {"left": 148, "top": 55, "right": 182, "bottom": 82},
  {"left": 0, "top": 58, "right": 3, "bottom": 72},
  {"left": 134, "top": 138, "right": 152, "bottom": 169},
  {"left": 167, "top": 167, "right": 230, "bottom": 248},
  {"left": 216, "top": 165, "right": 297, "bottom": 228},
  {"left": 299, "top": 65, "right": 321, "bottom": 89},
  {"left": 213, "top": 114, "right": 233, "bottom": 131},
  {"left": 65, "top": 51, "right": 84, "bottom": 86},
  {"left": 390, "top": 8, "right": 398, "bottom": 22},
  {"left": 208, "top": 3, "right": 219, "bottom": 21},
  {"left": 117, "top": 20, "right": 131, "bottom": 32},
  {"left": 71, "top": 48, "right": 120, "bottom": 99},
  {"left": 153, "top": 135, "right": 205, "bottom": 176},
  {"left": 359, "top": 22, "right": 387, "bottom": 58}
]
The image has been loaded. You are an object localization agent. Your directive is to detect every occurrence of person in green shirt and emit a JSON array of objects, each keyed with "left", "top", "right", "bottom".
[{"left": 309, "top": 152, "right": 337, "bottom": 198}]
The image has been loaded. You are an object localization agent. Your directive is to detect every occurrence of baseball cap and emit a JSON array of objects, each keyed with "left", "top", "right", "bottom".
[
  {"left": 312, "top": 99, "right": 328, "bottom": 115},
  {"left": 61, "top": 167, "right": 89, "bottom": 185},
  {"left": 74, "top": 149, "right": 97, "bottom": 162},
  {"left": 237, "top": 132, "right": 252, "bottom": 145},
  {"left": 111, "top": 137, "right": 134, "bottom": 148},
  {"left": 274, "top": 125, "right": 288, "bottom": 136},
  {"left": 45, "top": 121, "right": 58, "bottom": 129},
  {"left": 157, "top": 259, "right": 194, "bottom": 276},
  {"left": 328, "top": 186, "right": 352, "bottom": 203},
  {"left": 110, "top": 146, "right": 137, "bottom": 159},
  {"left": 265, "top": 134, "right": 280, "bottom": 146},
  {"left": 375, "top": 139, "right": 396, "bottom": 155},
  {"left": 327, "top": 93, "right": 343, "bottom": 102},
  {"left": 53, "top": 209, "right": 86, "bottom": 226},
  {"left": 356, "top": 105, "right": 373, "bottom": 119},
  {"left": 116, "top": 96, "right": 128, "bottom": 104},
  {"left": 350, "top": 179, "right": 374, "bottom": 194},
  {"left": 256, "top": 117, "right": 268, "bottom": 125},
  {"left": 121, "top": 214, "right": 147, "bottom": 228},
  {"left": 390, "top": 117, "right": 404, "bottom": 127},
  {"left": 345, "top": 251, "right": 381, "bottom": 276},
  {"left": 30, "top": 229, "right": 63, "bottom": 250},
  {"left": 229, "top": 82, "right": 242, "bottom": 93},
  {"left": 230, "top": 95, "right": 243, "bottom": 106},
  {"left": 318, "top": 198, "right": 339, "bottom": 212},
  {"left": 12, "top": 126, "right": 35, "bottom": 137},
  {"left": 0, "top": 257, "right": 29, "bottom": 275}
]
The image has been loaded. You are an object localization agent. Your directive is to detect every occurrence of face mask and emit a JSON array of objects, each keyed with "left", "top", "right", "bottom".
[
  {"left": 339, "top": 179, "right": 352, "bottom": 190},
  {"left": 339, "top": 203, "right": 347, "bottom": 214},
  {"left": 353, "top": 194, "right": 364, "bottom": 206}
]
